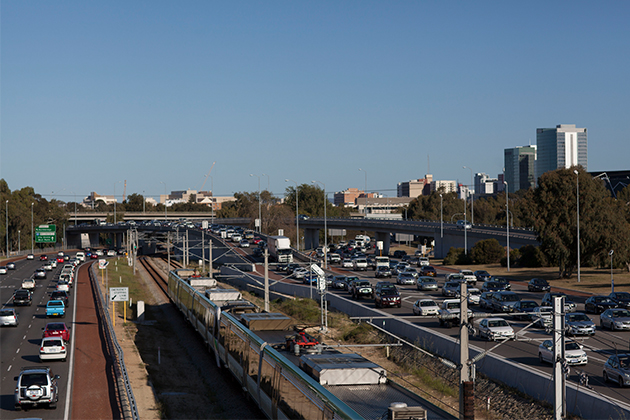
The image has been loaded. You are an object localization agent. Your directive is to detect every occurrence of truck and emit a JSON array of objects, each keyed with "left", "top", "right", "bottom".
[{"left": 268, "top": 236, "right": 293, "bottom": 263}]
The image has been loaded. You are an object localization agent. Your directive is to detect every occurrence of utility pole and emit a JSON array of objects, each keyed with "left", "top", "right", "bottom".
[
  {"left": 459, "top": 282, "right": 474, "bottom": 420},
  {"left": 202, "top": 230, "right": 205, "bottom": 273},
  {"left": 209, "top": 237, "right": 213, "bottom": 277},
  {"left": 264, "top": 247, "right": 269, "bottom": 312},
  {"left": 554, "top": 296, "right": 566, "bottom": 420},
  {"left": 167, "top": 232, "right": 171, "bottom": 270}
]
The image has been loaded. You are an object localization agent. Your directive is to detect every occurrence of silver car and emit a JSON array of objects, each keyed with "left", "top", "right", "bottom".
[
  {"left": 538, "top": 340, "right": 587, "bottom": 366},
  {"left": 603, "top": 354, "right": 630, "bottom": 387},
  {"left": 397, "top": 272, "right": 416, "bottom": 285},
  {"left": 531, "top": 306, "right": 553, "bottom": 328},
  {"left": 476, "top": 318, "right": 515, "bottom": 341},
  {"left": 416, "top": 276, "right": 438, "bottom": 291},
  {"left": 600, "top": 308, "right": 630, "bottom": 331},
  {"left": 565, "top": 312, "right": 596, "bottom": 336},
  {"left": 442, "top": 281, "right": 461, "bottom": 297},
  {"left": 0, "top": 309, "right": 18, "bottom": 327},
  {"left": 413, "top": 299, "right": 439, "bottom": 316}
]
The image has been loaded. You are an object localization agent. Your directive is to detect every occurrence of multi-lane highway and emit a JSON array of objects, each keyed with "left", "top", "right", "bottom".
[
  {"left": 212, "top": 232, "right": 630, "bottom": 410},
  {"left": 0, "top": 255, "right": 76, "bottom": 419}
]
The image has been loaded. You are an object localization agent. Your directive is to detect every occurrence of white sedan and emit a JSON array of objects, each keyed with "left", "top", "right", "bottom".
[
  {"left": 341, "top": 259, "right": 354, "bottom": 268},
  {"left": 476, "top": 318, "right": 515, "bottom": 341},
  {"left": 39, "top": 336, "right": 67, "bottom": 362},
  {"left": 56, "top": 280, "right": 70, "bottom": 292},
  {"left": 539, "top": 340, "right": 587, "bottom": 366},
  {"left": 412, "top": 299, "right": 439, "bottom": 316},
  {"left": 239, "top": 240, "right": 250, "bottom": 248},
  {"left": 0, "top": 266, "right": 7, "bottom": 274}
]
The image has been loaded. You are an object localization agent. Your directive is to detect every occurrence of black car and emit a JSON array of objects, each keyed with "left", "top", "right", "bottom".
[
  {"left": 50, "top": 291, "right": 70, "bottom": 307},
  {"left": 474, "top": 270, "right": 491, "bottom": 283},
  {"left": 493, "top": 277, "right": 511, "bottom": 291},
  {"left": 481, "top": 281, "right": 508, "bottom": 293},
  {"left": 527, "top": 278, "right": 551, "bottom": 292},
  {"left": 584, "top": 295, "right": 617, "bottom": 314},
  {"left": 13, "top": 290, "right": 32, "bottom": 306},
  {"left": 542, "top": 292, "right": 577, "bottom": 312},
  {"left": 375, "top": 266, "right": 392, "bottom": 278},
  {"left": 609, "top": 292, "right": 630, "bottom": 309},
  {"left": 7, "top": 261, "right": 16, "bottom": 270},
  {"left": 392, "top": 250, "right": 407, "bottom": 259},
  {"left": 512, "top": 300, "right": 539, "bottom": 320},
  {"left": 374, "top": 282, "right": 401, "bottom": 308}
]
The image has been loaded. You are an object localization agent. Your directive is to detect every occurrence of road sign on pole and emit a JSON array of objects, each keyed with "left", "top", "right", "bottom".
[
  {"left": 110, "top": 287, "right": 129, "bottom": 302},
  {"left": 35, "top": 225, "right": 56, "bottom": 243}
]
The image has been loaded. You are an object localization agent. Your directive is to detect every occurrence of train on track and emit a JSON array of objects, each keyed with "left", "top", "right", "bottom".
[{"left": 167, "top": 268, "right": 361, "bottom": 419}]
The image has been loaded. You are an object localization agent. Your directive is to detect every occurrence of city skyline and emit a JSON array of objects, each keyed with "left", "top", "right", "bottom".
[{"left": 1, "top": 2, "right": 628, "bottom": 200}]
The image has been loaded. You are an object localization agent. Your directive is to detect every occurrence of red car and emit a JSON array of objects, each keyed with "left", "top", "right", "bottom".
[
  {"left": 90, "top": 253, "right": 98, "bottom": 259},
  {"left": 253, "top": 238, "right": 262, "bottom": 245},
  {"left": 40, "top": 254, "right": 48, "bottom": 261},
  {"left": 42, "top": 322, "right": 70, "bottom": 342},
  {"left": 57, "top": 256, "right": 65, "bottom": 263}
]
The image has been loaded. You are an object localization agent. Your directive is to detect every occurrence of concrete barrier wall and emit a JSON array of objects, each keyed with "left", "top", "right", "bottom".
[{"left": 218, "top": 267, "right": 630, "bottom": 419}]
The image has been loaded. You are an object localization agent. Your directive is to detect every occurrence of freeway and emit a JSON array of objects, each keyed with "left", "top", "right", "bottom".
[
  {"left": 210, "top": 234, "right": 630, "bottom": 412},
  {"left": 0, "top": 255, "right": 75, "bottom": 419}
]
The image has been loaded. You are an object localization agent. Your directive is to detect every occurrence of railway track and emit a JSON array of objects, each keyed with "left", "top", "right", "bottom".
[{"left": 138, "top": 256, "right": 170, "bottom": 296}]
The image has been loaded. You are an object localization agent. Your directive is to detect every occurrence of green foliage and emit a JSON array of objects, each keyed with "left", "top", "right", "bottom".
[
  {"left": 518, "top": 245, "right": 548, "bottom": 267},
  {"left": 470, "top": 239, "right": 505, "bottom": 264},
  {"left": 342, "top": 323, "right": 377, "bottom": 344},
  {"left": 274, "top": 298, "right": 320, "bottom": 324},
  {"left": 500, "top": 248, "right": 521, "bottom": 267},
  {"left": 443, "top": 247, "right": 473, "bottom": 265}
]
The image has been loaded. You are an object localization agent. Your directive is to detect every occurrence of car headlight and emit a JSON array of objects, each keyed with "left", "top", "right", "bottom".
[{"left": 615, "top": 322, "right": 624, "bottom": 327}]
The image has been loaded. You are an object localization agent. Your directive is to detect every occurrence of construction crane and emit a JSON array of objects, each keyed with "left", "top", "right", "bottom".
[{"left": 199, "top": 162, "right": 216, "bottom": 193}]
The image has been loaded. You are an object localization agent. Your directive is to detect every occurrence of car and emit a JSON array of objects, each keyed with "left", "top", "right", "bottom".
[
  {"left": 392, "top": 250, "right": 407, "bottom": 259},
  {"left": 40, "top": 254, "right": 48, "bottom": 261},
  {"left": 490, "top": 291, "right": 521, "bottom": 313},
  {"left": 466, "top": 287, "right": 481, "bottom": 305},
  {"left": 531, "top": 306, "right": 553, "bottom": 328},
  {"left": 603, "top": 354, "right": 630, "bottom": 387},
  {"left": 438, "top": 299, "right": 473, "bottom": 328},
  {"left": 75, "top": 252, "right": 86, "bottom": 262},
  {"left": 417, "top": 257, "right": 430, "bottom": 267},
  {"left": 46, "top": 300, "right": 66, "bottom": 318},
  {"left": 512, "top": 300, "right": 539, "bottom": 320},
  {"left": 34, "top": 268, "right": 47, "bottom": 279},
  {"left": 26, "top": 253, "right": 34, "bottom": 260},
  {"left": 600, "top": 308, "right": 630, "bottom": 331},
  {"left": 22, "top": 279, "right": 36, "bottom": 290},
  {"left": 413, "top": 299, "right": 439, "bottom": 316},
  {"left": 352, "top": 258, "right": 368, "bottom": 271},
  {"left": 442, "top": 281, "right": 462, "bottom": 297},
  {"left": 232, "top": 234, "right": 243, "bottom": 242},
  {"left": 240, "top": 239, "right": 250, "bottom": 248},
  {"left": 56, "top": 280, "right": 70, "bottom": 292},
  {"left": 527, "top": 278, "right": 550, "bottom": 292},
  {"left": 609, "top": 292, "right": 630, "bottom": 309},
  {"left": 539, "top": 340, "right": 587, "bottom": 366},
  {"left": 479, "top": 292, "right": 494, "bottom": 310},
  {"left": 416, "top": 276, "right": 438, "bottom": 291},
  {"left": 90, "top": 253, "right": 99, "bottom": 259},
  {"left": 7, "top": 261, "right": 16, "bottom": 269},
  {"left": 397, "top": 272, "right": 416, "bottom": 285},
  {"left": 0, "top": 266, "right": 7, "bottom": 274},
  {"left": 302, "top": 273, "right": 318, "bottom": 285},
  {"left": 341, "top": 259, "right": 354, "bottom": 268},
  {"left": 474, "top": 270, "right": 491, "bottom": 283},
  {"left": 0, "top": 308, "right": 19, "bottom": 326},
  {"left": 43, "top": 261, "right": 53, "bottom": 271},
  {"left": 374, "top": 282, "right": 401, "bottom": 308},
  {"left": 292, "top": 268, "right": 308, "bottom": 279},
  {"left": 351, "top": 280, "right": 374, "bottom": 300},
  {"left": 492, "top": 277, "right": 511, "bottom": 291},
  {"left": 476, "top": 318, "right": 515, "bottom": 341},
  {"left": 14, "top": 366, "right": 60, "bottom": 410},
  {"left": 43, "top": 322, "right": 71, "bottom": 341},
  {"left": 456, "top": 220, "right": 471, "bottom": 229},
  {"left": 332, "top": 276, "right": 348, "bottom": 289},
  {"left": 392, "top": 262, "right": 410, "bottom": 276},
  {"left": 327, "top": 253, "right": 341, "bottom": 263},
  {"left": 50, "top": 291, "right": 70, "bottom": 307},
  {"left": 375, "top": 266, "right": 392, "bottom": 278},
  {"left": 13, "top": 289, "right": 33, "bottom": 306},
  {"left": 585, "top": 295, "right": 618, "bottom": 314},
  {"left": 50, "top": 259, "right": 57, "bottom": 268},
  {"left": 542, "top": 292, "right": 577, "bottom": 313},
  {"left": 57, "top": 255, "right": 65, "bottom": 263},
  {"left": 446, "top": 273, "right": 465, "bottom": 282},
  {"left": 344, "top": 277, "right": 359, "bottom": 291},
  {"left": 420, "top": 266, "right": 437, "bottom": 277},
  {"left": 107, "top": 250, "right": 116, "bottom": 257},
  {"left": 39, "top": 337, "right": 67, "bottom": 362},
  {"left": 565, "top": 312, "right": 596, "bottom": 336},
  {"left": 459, "top": 270, "right": 476, "bottom": 285}
]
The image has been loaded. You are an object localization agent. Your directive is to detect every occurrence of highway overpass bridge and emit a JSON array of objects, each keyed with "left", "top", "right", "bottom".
[
  {"left": 65, "top": 211, "right": 249, "bottom": 223},
  {"left": 298, "top": 217, "right": 539, "bottom": 258}
]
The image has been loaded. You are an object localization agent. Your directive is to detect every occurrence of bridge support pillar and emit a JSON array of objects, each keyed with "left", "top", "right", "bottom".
[
  {"left": 374, "top": 232, "right": 391, "bottom": 256},
  {"left": 304, "top": 228, "right": 319, "bottom": 251}
]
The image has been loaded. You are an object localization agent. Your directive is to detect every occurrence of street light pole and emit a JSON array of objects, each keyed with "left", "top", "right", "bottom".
[
  {"left": 574, "top": 169, "right": 581, "bottom": 283},
  {"left": 250, "top": 174, "right": 261, "bottom": 233},
  {"left": 285, "top": 179, "right": 300, "bottom": 252},
  {"left": 143, "top": 190, "right": 146, "bottom": 214},
  {"left": 210, "top": 176, "right": 214, "bottom": 225},
  {"left": 463, "top": 166, "right": 474, "bottom": 225},
  {"left": 160, "top": 181, "right": 167, "bottom": 222},
  {"left": 114, "top": 181, "right": 121, "bottom": 224},
  {"left": 31, "top": 202, "right": 34, "bottom": 254},
  {"left": 5, "top": 200, "right": 8, "bottom": 257},
  {"left": 312, "top": 180, "right": 327, "bottom": 269},
  {"left": 504, "top": 181, "right": 510, "bottom": 272},
  {"left": 358, "top": 168, "right": 367, "bottom": 216},
  {"left": 610, "top": 250, "right": 615, "bottom": 292},
  {"left": 463, "top": 192, "right": 467, "bottom": 255}
]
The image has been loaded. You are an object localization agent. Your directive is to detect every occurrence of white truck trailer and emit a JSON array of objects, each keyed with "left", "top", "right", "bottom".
[{"left": 268, "top": 236, "right": 293, "bottom": 263}]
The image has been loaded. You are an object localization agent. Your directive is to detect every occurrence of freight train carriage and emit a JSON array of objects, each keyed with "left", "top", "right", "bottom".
[{"left": 167, "top": 269, "right": 360, "bottom": 420}]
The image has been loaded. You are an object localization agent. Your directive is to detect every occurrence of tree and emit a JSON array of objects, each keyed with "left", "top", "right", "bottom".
[
  {"left": 471, "top": 239, "right": 505, "bottom": 264},
  {"left": 125, "top": 193, "right": 146, "bottom": 212}
]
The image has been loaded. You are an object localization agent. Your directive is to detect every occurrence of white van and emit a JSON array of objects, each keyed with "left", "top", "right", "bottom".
[{"left": 75, "top": 252, "right": 85, "bottom": 262}]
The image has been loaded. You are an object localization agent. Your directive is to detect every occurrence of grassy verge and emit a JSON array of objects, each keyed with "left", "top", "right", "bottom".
[{"left": 99, "top": 257, "right": 153, "bottom": 321}]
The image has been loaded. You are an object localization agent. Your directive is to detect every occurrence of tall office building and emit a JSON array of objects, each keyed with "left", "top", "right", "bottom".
[
  {"left": 536, "top": 124, "right": 587, "bottom": 180},
  {"left": 504, "top": 145, "right": 537, "bottom": 193}
]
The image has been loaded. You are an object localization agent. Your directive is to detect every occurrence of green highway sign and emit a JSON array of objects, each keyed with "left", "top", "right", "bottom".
[{"left": 35, "top": 225, "right": 57, "bottom": 243}]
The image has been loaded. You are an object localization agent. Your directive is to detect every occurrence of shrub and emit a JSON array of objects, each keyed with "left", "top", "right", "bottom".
[
  {"left": 471, "top": 239, "right": 505, "bottom": 264},
  {"left": 518, "top": 245, "right": 548, "bottom": 267},
  {"left": 443, "top": 247, "right": 473, "bottom": 265},
  {"left": 500, "top": 248, "right": 521, "bottom": 267}
]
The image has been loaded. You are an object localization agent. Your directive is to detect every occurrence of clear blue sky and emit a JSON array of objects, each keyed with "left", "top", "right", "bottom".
[{"left": 1, "top": 1, "right": 628, "bottom": 203}]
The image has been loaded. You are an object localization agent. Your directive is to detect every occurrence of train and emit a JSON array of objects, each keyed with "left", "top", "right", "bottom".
[{"left": 167, "top": 269, "right": 360, "bottom": 420}]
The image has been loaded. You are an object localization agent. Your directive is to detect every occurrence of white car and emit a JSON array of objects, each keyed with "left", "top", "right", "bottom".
[
  {"left": 476, "top": 318, "right": 515, "bottom": 341},
  {"left": 413, "top": 299, "right": 439, "bottom": 316},
  {"left": 232, "top": 234, "right": 243, "bottom": 242},
  {"left": 22, "top": 279, "right": 36, "bottom": 290},
  {"left": 107, "top": 250, "right": 116, "bottom": 257},
  {"left": 239, "top": 240, "right": 250, "bottom": 248},
  {"left": 418, "top": 257, "right": 430, "bottom": 267},
  {"left": 466, "top": 288, "right": 481, "bottom": 305},
  {"left": 292, "top": 268, "right": 309, "bottom": 279},
  {"left": 96, "top": 250, "right": 104, "bottom": 256},
  {"left": 341, "top": 259, "right": 354, "bottom": 268},
  {"left": 75, "top": 252, "right": 85, "bottom": 262},
  {"left": 43, "top": 262, "right": 53, "bottom": 271},
  {"left": 459, "top": 270, "right": 477, "bottom": 284},
  {"left": 26, "top": 254, "right": 34, "bottom": 260},
  {"left": 0, "top": 266, "right": 7, "bottom": 274},
  {"left": 56, "top": 280, "right": 70, "bottom": 292},
  {"left": 39, "top": 337, "right": 67, "bottom": 362},
  {"left": 539, "top": 340, "right": 587, "bottom": 366},
  {"left": 531, "top": 306, "right": 553, "bottom": 328},
  {"left": 50, "top": 260, "right": 58, "bottom": 268}
]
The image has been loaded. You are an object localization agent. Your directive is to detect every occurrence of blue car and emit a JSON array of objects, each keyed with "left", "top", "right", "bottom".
[{"left": 46, "top": 300, "right": 66, "bottom": 318}]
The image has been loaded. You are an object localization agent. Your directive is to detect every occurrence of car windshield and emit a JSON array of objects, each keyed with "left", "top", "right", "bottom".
[
  {"left": 0, "top": 310, "right": 13, "bottom": 316},
  {"left": 48, "top": 301, "right": 63, "bottom": 307},
  {"left": 567, "top": 314, "right": 589, "bottom": 322},
  {"left": 616, "top": 293, "right": 630, "bottom": 299},
  {"left": 501, "top": 294, "right": 519, "bottom": 302},
  {"left": 357, "top": 281, "right": 370, "bottom": 287},
  {"left": 420, "top": 301, "right": 436, "bottom": 307},
  {"left": 595, "top": 297, "right": 613, "bottom": 303},
  {"left": 488, "top": 320, "right": 508, "bottom": 328},
  {"left": 47, "top": 324, "right": 65, "bottom": 331},
  {"left": 446, "top": 302, "right": 461, "bottom": 309},
  {"left": 521, "top": 302, "right": 538, "bottom": 308},
  {"left": 613, "top": 310, "right": 630, "bottom": 318},
  {"left": 566, "top": 342, "right": 581, "bottom": 351}
]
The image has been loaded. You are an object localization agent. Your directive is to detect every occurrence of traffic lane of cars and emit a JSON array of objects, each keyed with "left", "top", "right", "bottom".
[
  {"left": 327, "top": 264, "right": 630, "bottom": 400},
  {"left": 0, "top": 259, "right": 72, "bottom": 418}
]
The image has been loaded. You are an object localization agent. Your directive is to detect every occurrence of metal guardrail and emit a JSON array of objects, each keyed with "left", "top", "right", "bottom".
[{"left": 89, "top": 264, "right": 139, "bottom": 420}]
